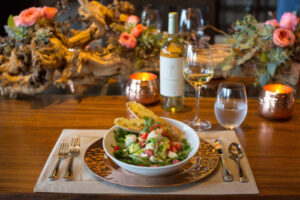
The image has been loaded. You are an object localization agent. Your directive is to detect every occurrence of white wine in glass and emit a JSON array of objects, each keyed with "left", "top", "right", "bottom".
[
  {"left": 183, "top": 42, "right": 214, "bottom": 130},
  {"left": 183, "top": 66, "right": 213, "bottom": 88}
]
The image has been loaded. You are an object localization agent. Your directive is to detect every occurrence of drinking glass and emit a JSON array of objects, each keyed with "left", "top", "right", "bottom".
[
  {"left": 180, "top": 8, "right": 204, "bottom": 41},
  {"left": 183, "top": 42, "right": 214, "bottom": 130},
  {"left": 214, "top": 82, "right": 248, "bottom": 129},
  {"left": 141, "top": 7, "right": 162, "bottom": 31}
]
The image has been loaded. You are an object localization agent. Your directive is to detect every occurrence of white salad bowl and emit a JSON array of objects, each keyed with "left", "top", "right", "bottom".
[{"left": 103, "top": 117, "right": 200, "bottom": 176}]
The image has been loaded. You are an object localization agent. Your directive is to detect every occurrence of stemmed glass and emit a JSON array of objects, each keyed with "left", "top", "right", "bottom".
[
  {"left": 180, "top": 8, "right": 204, "bottom": 41},
  {"left": 214, "top": 82, "right": 248, "bottom": 129},
  {"left": 183, "top": 42, "right": 214, "bottom": 130},
  {"left": 141, "top": 7, "right": 162, "bottom": 31}
]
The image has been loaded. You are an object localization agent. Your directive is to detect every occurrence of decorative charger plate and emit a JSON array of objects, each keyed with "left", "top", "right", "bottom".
[{"left": 84, "top": 138, "right": 219, "bottom": 187}]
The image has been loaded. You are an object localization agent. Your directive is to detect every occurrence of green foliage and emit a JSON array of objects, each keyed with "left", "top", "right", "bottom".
[
  {"left": 259, "top": 74, "right": 270, "bottom": 86},
  {"left": 222, "top": 14, "right": 297, "bottom": 86},
  {"left": 267, "top": 63, "right": 277, "bottom": 76},
  {"left": 4, "top": 14, "right": 53, "bottom": 44},
  {"left": 35, "top": 28, "right": 51, "bottom": 44},
  {"left": 7, "top": 15, "right": 14, "bottom": 30},
  {"left": 13, "top": 26, "right": 29, "bottom": 41},
  {"left": 5, "top": 14, "right": 30, "bottom": 42}
]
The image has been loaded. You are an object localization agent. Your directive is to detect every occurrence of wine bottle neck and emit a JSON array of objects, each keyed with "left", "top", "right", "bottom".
[{"left": 168, "top": 12, "right": 178, "bottom": 34}]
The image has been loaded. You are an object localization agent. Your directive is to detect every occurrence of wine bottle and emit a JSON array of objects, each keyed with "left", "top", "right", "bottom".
[{"left": 160, "top": 12, "right": 184, "bottom": 112}]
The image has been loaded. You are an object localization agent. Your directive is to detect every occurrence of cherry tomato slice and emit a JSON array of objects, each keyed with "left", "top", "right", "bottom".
[
  {"left": 170, "top": 145, "right": 177, "bottom": 153},
  {"left": 138, "top": 141, "right": 146, "bottom": 148},
  {"left": 173, "top": 142, "right": 182, "bottom": 151},
  {"left": 140, "top": 132, "right": 148, "bottom": 140},
  {"left": 150, "top": 124, "right": 163, "bottom": 132},
  {"left": 113, "top": 145, "right": 120, "bottom": 152},
  {"left": 172, "top": 159, "right": 180, "bottom": 164},
  {"left": 145, "top": 149, "right": 153, "bottom": 157}
]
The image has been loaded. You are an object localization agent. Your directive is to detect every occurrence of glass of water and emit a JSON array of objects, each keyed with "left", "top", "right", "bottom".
[{"left": 214, "top": 82, "right": 248, "bottom": 129}]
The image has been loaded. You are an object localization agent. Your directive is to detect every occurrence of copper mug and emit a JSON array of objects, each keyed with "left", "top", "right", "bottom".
[
  {"left": 258, "top": 84, "right": 295, "bottom": 120},
  {"left": 125, "top": 72, "right": 160, "bottom": 105}
]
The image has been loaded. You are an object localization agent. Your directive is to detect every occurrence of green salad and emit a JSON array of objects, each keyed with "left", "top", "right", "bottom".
[{"left": 112, "top": 117, "right": 192, "bottom": 167}]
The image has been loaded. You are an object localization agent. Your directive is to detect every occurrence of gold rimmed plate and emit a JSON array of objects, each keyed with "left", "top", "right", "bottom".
[{"left": 84, "top": 138, "right": 219, "bottom": 187}]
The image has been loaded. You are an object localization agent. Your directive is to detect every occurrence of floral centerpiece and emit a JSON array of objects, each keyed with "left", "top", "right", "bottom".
[
  {"left": 0, "top": 0, "right": 164, "bottom": 98},
  {"left": 3, "top": 6, "right": 58, "bottom": 53},
  {"left": 222, "top": 12, "right": 300, "bottom": 87},
  {"left": 99, "top": 15, "right": 164, "bottom": 71}
]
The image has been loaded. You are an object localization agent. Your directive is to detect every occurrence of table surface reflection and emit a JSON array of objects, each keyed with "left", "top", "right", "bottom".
[{"left": 56, "top": 76, "right": 300, "bottom": 99}]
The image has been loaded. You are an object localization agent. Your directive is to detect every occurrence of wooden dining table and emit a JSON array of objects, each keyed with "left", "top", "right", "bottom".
[{"left": 0, "top": 95, "right": 299, "bottom": 199}]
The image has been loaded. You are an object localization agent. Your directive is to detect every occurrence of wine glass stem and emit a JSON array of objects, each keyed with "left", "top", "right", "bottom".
[{"left": 194, "top": 86, "right": 202, "bottom": 123}]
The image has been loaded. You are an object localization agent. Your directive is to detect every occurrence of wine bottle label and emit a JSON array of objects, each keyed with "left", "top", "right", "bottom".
[{"left": 160, "top": 56, "right": 184, "bottom": 97}]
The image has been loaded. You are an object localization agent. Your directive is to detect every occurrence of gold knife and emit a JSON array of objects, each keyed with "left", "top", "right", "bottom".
[{"left": 214, "top": 139, "right": 233, "bottom": 182}]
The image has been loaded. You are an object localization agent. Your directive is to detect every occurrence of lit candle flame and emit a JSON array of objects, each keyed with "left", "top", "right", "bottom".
[
  {"left": 264, "top": 84, "right": 292, "bottom": 94},
  {"left": 130, "top": 72, "right": 157, "bottom": 81}
]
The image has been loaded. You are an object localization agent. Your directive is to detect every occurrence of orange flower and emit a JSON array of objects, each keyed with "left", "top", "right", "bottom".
[
  {"left": 131, "top": 24, "right": 145, "bottom": 37},
  {"left": 42, "top": 6, "right": 58, "bottom": 20},
  {"left": 273, "top": 28, "right": 295, "bottom": 47},
  {"left": 119, "top": 32, "right": 137, "bottom": 48},
  {"left": 14, "top": 7, "right": 43, "bottom": 27},
  {"left": 265, "top": 19, "right": 278, "bottom": 27}
]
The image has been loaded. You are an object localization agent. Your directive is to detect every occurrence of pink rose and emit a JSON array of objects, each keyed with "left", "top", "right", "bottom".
[
  {"left": 13, "top": 16, "right": 23, "bottom": 27},
  {"left": 119, "top": 32, "right": 137, "bottom": 48},
  {"left": 14, "top": 7, "right": 43, "bottom": 27},
  {"left": 131, "top": 24, "right": 145, "bottom": 37},
  {"left": 265, "top": 19, "right": 278, "bottom": 27},
  {"left": 273, "top": 28, "right": 295, "bottom": 47},
  {"left": 279, "top": 12, "right": 299, "bottom": 31},
  {"left": 42, "top": 6, "right": 58, "bottom": 20},
  {"left": 127, "top": 15, "right": 139, "bottom": 25}
]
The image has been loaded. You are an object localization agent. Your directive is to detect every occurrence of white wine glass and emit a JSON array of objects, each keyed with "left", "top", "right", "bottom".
[
  {"left": 180, "top": 8, "right": 204, "bottom": 41},
  {"left": 183, "top": 42, "right": 214, "bottom": 130},
  {"left": 141, "top": 7, "right": 162, "bottom": 31},
  {"left": 214, "top": 82, "right": 248, "bottom": 129}
]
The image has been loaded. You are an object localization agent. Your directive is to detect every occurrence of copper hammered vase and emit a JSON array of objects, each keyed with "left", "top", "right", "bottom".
[
  {"left": 125, "top": 72, "right": 160, "bottom": 105},
  {"left": 258, "top": 84, "right": 295, "bottom": 120}
]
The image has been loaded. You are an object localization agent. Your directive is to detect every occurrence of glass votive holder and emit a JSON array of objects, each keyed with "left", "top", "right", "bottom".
[
  {"left": 125, "top": 72, "right": 159, "bottom": 105},
  {"left": 258, "top": 84, "right": 295, "bottom": 120}
]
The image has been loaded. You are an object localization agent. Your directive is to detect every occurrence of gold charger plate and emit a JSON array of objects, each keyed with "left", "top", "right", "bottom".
[{"left": 84, "top": 138, "right": 219, "bottom": 187}]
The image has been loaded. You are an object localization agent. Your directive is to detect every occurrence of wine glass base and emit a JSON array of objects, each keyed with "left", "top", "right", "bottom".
[{"left": 184, "top": 119, "right": 211, "bottom": 131}]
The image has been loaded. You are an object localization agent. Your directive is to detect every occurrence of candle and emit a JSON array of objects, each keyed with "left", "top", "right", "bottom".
[
  {"left": 263, "top": 84, "right": 293, "bottom": 94},
  {"left": 258, "top": 84, "right": 295, "bottom": 120},
  {"left": 130, "top": 72, "right": 157, "bottom": 82},
  {"left": 125, "top": 72, "right": 159, "bottom": 105}
]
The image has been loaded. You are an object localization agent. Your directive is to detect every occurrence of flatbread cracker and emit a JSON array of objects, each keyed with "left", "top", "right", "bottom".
[
  {"left": 126, "top": 101, "right": 183, "bottom": 142},
  {"left": 114, "top": 117, "right": 144, "bottom": 132}
]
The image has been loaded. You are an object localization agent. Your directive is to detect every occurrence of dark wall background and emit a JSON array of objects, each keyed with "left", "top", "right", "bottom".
[{"left": 0, "top": 0, "right": 279, "bottom": 37}]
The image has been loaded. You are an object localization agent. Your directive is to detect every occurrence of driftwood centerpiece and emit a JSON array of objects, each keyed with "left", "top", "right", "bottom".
[{"left": 0, "top": 0, "right": 161, "bottom": 98}]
